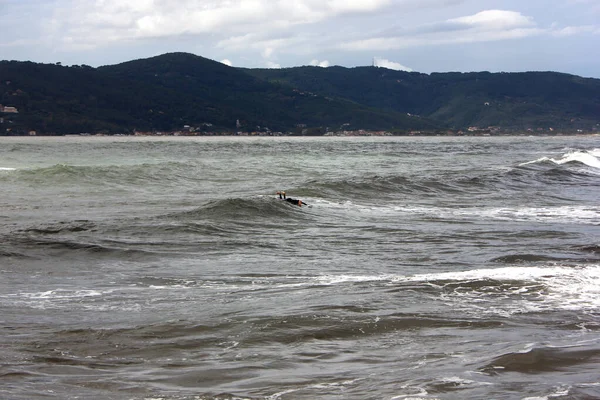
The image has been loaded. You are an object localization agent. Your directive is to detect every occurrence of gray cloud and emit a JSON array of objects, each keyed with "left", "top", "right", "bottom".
[
  {"left": 0, "top": 0, "right": 598, "bottom": 76},
  {"left": 339, "top": 9, "right": 594, "bottom": 51}
]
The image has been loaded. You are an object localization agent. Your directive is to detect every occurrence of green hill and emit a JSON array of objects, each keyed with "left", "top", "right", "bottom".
[
  {"left": 0, "top": 53, "right": 438, "bottom": 135},
  {"left": 247, "top": 67, "right": 600, "bottom": 130},
  {"left": 1, "top": 52, "right": 598, "bottom": 135}
]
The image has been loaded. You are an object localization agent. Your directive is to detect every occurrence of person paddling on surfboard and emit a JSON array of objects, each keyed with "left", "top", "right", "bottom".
[{"left": 277, "top": 191, "right": 308, "bottom": 207}]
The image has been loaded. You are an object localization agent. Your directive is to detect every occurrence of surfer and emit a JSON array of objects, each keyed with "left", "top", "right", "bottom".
[{"left": 277, "top": 191, "right": 308, "bottom": 207}]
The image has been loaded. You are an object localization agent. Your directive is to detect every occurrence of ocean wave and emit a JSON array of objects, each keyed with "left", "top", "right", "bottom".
[
  {"left": 241, "top": 313, "right": 502, "bottom": 345},
  {"left": 520, "top": 149, "right": 600, "bottom": 170},
  {"left": 166, "top": 197, "right": 312, "bottom": 222},
  {"left": 104, "top": 264, "right": 600, "bottom": 317},
  {"left": 310, "top": 201, "right": 599, "bottom": 225},
  {"left": 29, "top": 320, "right": 236, "bottom": 346},
  {"left": 133, "top": 276, "right": 200, "bottom": 289},
  {"left": 481, "top": 345, "right": 600, "bottom": 374},
  {"left": 0, "top": 288, "right": 114, "bottom": 310},
  {"left": 490, "top": 254, "right": 583, "bottom": 263},
  {"left": 6, "top": 263, "right": 598, "bottom": 317},
  {"left": 23, "top": 221, "right": 96, "bottom": 235},
  {"left": 574, "top": 245, "right": 600, "bottom": 254},
  {"left": 0, "top": 249, "right": 29, "bottom": 258},
  {"left": 303, "top": 174, "right": 482, "bottom": 201},
  {"left": 310, "top": 264, "right": 600, "bottom": 315},
  {"left": 5, "top": 161, "right": 197, "bottom": 188},
  {"left": 450, "top": 266, "right": 591, "bottom": 308},
  {"left": 426, "top": 376, "right": 494, "bottom": 394},
  {"left": 14, "top": 288, "right": 110, "bottom": 300},
  {"left": 2, "top": 234, "right": 159, "bottom": 260},
  {"left": 299, "top": 163, "right": 597, "bottom": 205}
]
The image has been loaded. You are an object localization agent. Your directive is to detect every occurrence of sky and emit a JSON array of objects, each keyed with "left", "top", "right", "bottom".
[{"left": 1, "top": 0, "right": 599, "bottom": 77}]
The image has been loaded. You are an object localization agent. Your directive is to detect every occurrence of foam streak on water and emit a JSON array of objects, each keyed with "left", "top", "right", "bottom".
[{"left": 0, "top": 136, "right": 599, "bottom": 400}]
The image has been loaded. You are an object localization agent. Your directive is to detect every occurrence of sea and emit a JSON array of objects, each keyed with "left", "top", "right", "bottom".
[{"left": 0, "top": 135, "right": 599, "bottom": 400}]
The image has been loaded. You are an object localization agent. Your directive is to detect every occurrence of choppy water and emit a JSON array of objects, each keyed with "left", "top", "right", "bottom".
[{"left": 1, "top": 136, "right": 599, "bottom": 400}]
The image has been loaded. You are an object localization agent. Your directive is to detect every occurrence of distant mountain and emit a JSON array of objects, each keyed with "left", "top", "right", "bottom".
[
  {"left": 1, "top": 52, "right": 599, "bottom": 135},
  {"left": 247, "top": 66, "right": 600, "bottom": 130},
  {"left": 0, "top": 53, "right": 438, "bottom": 135}
]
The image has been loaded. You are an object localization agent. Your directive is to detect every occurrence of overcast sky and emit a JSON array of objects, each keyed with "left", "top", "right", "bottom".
[{"left": 1, "top": 0, "right": 599, "bottom": 77}]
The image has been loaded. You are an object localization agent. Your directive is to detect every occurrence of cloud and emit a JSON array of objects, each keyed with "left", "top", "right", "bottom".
[
  {"left": 47, "top": 0, "right": 396, "bottom": 49},
  {"left": 2, "top": 0, "right": 599, "bottom": 76},
  {"left": 310, "top": 59, "right": 330, "bottom": 67},
  {"left": 220, "top": 58, "right": 233, "bottom": 66},
  {"left": 340, "top": 9, "right": 546, "bottom": 51},
  {"left": 552, "top": 25, "right": 600, "bottom": 36},
  {"left": 266, "top": 61, "right": 281, "bottom": 69},
  {"left": 373, "top": 57, "right": 412, "bottom": 71},
  {"left": 448, "top": 10, "right": 534, "bottom": 30},
  {"left": 262, "top": 47, "right": 275, "bottom": 59}
]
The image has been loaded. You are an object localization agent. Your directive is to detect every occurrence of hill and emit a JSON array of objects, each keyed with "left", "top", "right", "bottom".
[
  {"left": 247, "top": 66, "right": 600, "bottom": 131},
  {"left": 0, "top": 53, "right": 438, "bottom": 135},
  {"left": 1, "top": 52, "right": 599, "bottom": 135}
]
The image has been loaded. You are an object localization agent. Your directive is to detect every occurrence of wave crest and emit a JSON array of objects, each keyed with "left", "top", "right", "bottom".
[
  {"left": 168, "top": 197, "right": 311, "bottom": 222},
  {"left": 521, "top": 149, "right": 600, "bottom": 170}
]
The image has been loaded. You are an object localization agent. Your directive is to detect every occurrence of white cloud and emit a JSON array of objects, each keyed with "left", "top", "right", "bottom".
[
  {"left": 310, "top": 59, "right": 330, "bottom": 67},
  {"left": 217, "top": 33, "right": 314, "bottom": 65},
  {"left": 221, "top": 58, "right": 233, "bottom": 66},
  {"left": 552, "top": 25, "right": 600, "bottom": 36},
  {"left": 340, "top": 9, "right": 546, "bottom": 51},
  {"left": 373, "top": 57, "right": 412, "bottom": 71},
  {"left": 47, "top": 0, "right": 396, "bottom": 49},
  {"left": 449, "top": 10, "right": 534, "bottom": 30},
  {"left": 324, "top": 0, "right": 393, "bottom": 13},
  {"left": 266, "top": 61, "right": 281, "bottom": 69},
  {"left": 262, "top": 47, "right": 275, "bottom": 59},
  {"left": 2, "top": 0, "right": 599, "bottom": 77}
]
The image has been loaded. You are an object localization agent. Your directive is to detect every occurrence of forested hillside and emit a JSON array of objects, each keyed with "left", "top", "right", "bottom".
[
  {"left": 1, "top": 52, "right": 598, "bottom": 135},
  {"left": 248, "top": 66, "right": 600, "bottom": 130}
]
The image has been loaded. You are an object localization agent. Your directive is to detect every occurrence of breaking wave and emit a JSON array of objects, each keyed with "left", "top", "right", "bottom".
[{"left": 520, "top": 149, "right": 600, "bottom": 170}]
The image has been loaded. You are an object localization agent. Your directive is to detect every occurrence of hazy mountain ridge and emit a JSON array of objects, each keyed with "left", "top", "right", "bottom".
[{"left": 1, "top": 52, "right": 598, "bottom": 134}]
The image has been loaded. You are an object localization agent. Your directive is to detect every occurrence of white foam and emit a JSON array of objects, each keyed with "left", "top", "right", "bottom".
[
  {"left": 480, "top": 206, "right": 599, "bottom": 224},
  {"left": 439, "top": 376, "right": 493, "bottom": 387},
  {"left": 390, "top": 385, "right": 430, "bottom": 400},
  {"left": 411, "top": 205, "right": 598, "bottom": 225},
  {"left": 6, "top": 265, "right": 598, "bottom": 316},
  {"left": 17, "top": 289, "right": 108, "bottom": 300},
  {"left": 422, "top": 265, "right": 600, "bottom": 315},
  {"left": 0, "top": 167, "right": 16, "bottom": 171},
  {"left": 315, "top": 274, "right": 390, "bottom": 285},
  {"left": 556, "top": 151, "right": 600, "bottom": 169},
  {"left": 314, "top": 264, "right": 600, "bottom": 315},
  {"left": 321, "top": 202, "right": 599, "bottom": 225},
  {"left": 184, "top": 265, "right": 600, "bottom": 316},
  {"left": 521, "top": 385, "right": 571, "bottom": 400},
  {"left": 84, "top": 303, "right": 143, "bottom": 312},
  {"left": 267, "top": 379, "right": 361, "bottom": 400},
  {"left": 521, "top": 150, "right": 600, "bottom": 169},
  {"left": 1, "top": 288, "right": 113, "bottom": 310},
  {"left": 148, "top": 284, "right": 192, "bottom": 290},
  {"left": 520, "top": 156, "right": 552, "bottom": 166}
]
